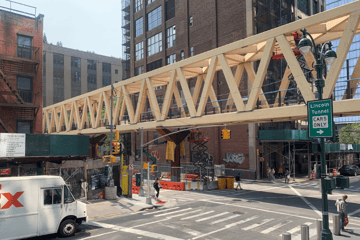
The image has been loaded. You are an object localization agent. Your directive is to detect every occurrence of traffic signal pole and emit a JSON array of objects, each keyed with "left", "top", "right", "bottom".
[
  {"left": 110, "top": 84, "right": 114, "bottom": 181},
  {"left": 139, "top": 126, "right": 145, "bottom": 196}
]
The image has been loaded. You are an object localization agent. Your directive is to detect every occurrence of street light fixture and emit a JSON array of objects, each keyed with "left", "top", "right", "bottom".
[{"left": 298, "top": 28, "right": 337, "bottom": 240}]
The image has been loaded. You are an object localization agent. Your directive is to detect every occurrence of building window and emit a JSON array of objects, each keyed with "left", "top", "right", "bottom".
[
  {"left": 135, "top": 42, "right": 144, "bottom": 61},
  {"left": 17, "top": 76, "right": 32, "bottom": 103},
  {"left": 87, "top": 73, "right": 97, "bottom": 84},
  {"left": 147, "top": 59, "right": 162, "bottom": 72},
  {"left": 166, "top": 0, "right": 175, "bottom": 21},
  {"left": 17, "top": 35, "right": 32, "bottom": 59},
  {"left": 313, "top": 0, "right": 318, "bottom": 14},
  {"left": 53, "top": 53, "right": 64, "bottom": 65},
  {"left": 135, "top": 65, "right": 144, "bottom": 76},
  {"left": 181, "top": 50, "right": 185, "bottom": 60},
  {"left": 166, "top": 54, "right": 176, "bottom": 65},
  {"left": 102, "top": 76, "right": 111, "bottom": 86},
  {"left": 156, "top": 95, "right": 163, "bottom": 109},
  {"left": 166, "top": 25, "right": 176, "bottom": 48},
  {"left": 147, "top": 0, "right": 156, "bottom": 5},
  {"left": 71, "top": 56, "right": 81, "bottom": 68},
  {"left": 135, "top": 0, "right": 143, "bottom": 12},
  {"left": 17, "top": 121, "right": 32, "bottom": 134},
  {"left": 102, "top": 62, "right": 111, "bottom": 73},
  {"left": 147, "top": 32, "right": 162, "bottom": 56},
  {"left": 147, "top": 6, "right": 162, "bottom": 31},
  {"left": 72, "top": 71, "right": 81, "bottom": 83},
  {"left": 154, "top": 86, "right": 163, "bottom": 91},
  {"left": 135, "top": 17, "right": 143, "bottom": 37},
  {"left": 53, "top": 68, "right": 64, "bottom": 103},
  {"left": 189, "top": 16, "right": 193, "bottom": 26},
  {"left": 87, "top": 60, "right": 96, "bottom": 70},
  {"left": 115, "top": 69, "right": 118, "bottom": 74},
  {"left": 190, "top": 47, "right": 194, "bottom": 56},
  {"left": 298, "top": 0, "right": 309, "bottom": 15}
]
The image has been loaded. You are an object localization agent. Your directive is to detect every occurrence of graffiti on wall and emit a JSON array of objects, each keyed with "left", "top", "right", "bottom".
[{"left": 223, "top": 153, "right": 245, "bottom": 165}]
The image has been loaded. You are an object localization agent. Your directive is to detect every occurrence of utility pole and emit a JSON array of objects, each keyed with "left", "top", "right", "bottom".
[
  {"left": 110, "top": 83, "right": 114, "bottom": 182},
  {"left": 139, "top": 126, "right": 145, "bottom": 196}
]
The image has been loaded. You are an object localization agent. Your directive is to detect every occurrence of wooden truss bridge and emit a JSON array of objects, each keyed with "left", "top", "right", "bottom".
[{"left": 43, "top": 1, "right": 360, "bottom": 134}]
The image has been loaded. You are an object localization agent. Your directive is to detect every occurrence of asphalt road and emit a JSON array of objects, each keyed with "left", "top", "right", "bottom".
[{"left": 26, "top": 175, "right": 360, "bottom": 240}]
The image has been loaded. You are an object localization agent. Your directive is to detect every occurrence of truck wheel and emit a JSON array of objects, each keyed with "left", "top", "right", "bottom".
[{"left": 59, "top": 219, "right": 77, "bottom": 237}]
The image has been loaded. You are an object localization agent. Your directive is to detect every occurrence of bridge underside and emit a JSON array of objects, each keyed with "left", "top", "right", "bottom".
[{"left": 43, "top": 1, "right": 360, "bottom": 135}]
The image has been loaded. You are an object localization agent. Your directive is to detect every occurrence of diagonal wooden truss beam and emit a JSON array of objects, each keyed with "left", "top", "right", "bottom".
[
  {"left": 324, "top": 11, "right": 360, "bottom": 98},
  {"left": 244, "top": 63, "right": 269, "bottom": 108},
  {"left": 134, "top": 79, "right": 147, "bottom": 123},
  {"left": 276, "top": 34, "right": 315, "bottom": 103},
  {"left": 122, "top": 86, "right": 135, "bottom": 124},
  {"left": 177, "top": 68, "right": 197, "bottom": 117},
  {"left": 225, "top": 64, "right": 244, "bottom": 112},
  {"left": 246, "top": 38, "right": 275, "bottom": 111},
  {"left": 343, "top": 55, "right": 360, "bottom": 100},
  {"left": 161, "top": 70, "right": 177, "bottom": 121},
  {"left": 146, "top": 78, "right": 161, "bottom": 121}
]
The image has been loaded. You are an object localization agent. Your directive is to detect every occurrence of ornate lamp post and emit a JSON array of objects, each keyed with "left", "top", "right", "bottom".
[{"left": 298, "top": 28, "right": 337, "bottom": 240}]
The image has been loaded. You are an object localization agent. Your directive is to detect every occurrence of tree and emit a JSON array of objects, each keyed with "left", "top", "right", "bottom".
[
  {"left": 339, "top": 123, "right": 360, "bottom": 144},
  {"left": 43, "top": 33, "right": 48, "bottom": 44}
]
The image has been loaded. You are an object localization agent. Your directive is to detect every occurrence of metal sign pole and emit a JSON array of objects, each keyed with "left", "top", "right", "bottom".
[{"left": 139, "top": 126, "right": 145, "bottom": 196}]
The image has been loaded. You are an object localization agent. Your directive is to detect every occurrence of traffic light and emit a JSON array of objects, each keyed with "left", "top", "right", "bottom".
[
  {"left": 112, "top": 142, "right": 121, "bottom": 154},
  {"left": 221, "top": 129, "right": 231, "bottom": 139},
  {"left": 102, "top": 155, "right": 116, "bottom": 163},
  {"left": 151, "top": 165, "right": 158, "bottom": 173}
]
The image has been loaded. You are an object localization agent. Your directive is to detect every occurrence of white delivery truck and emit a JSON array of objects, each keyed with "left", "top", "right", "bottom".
[{"left": 0, "top": 176, "right": 87, "bottom": 239}]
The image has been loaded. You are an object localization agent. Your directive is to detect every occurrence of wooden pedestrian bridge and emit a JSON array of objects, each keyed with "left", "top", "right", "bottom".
[{"left": 43, "top": 1, "right": 360, "bottom": 135}]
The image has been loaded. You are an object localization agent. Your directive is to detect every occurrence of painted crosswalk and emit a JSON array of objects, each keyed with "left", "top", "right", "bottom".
[{"left": 135, "top": 207, "right": 324, "bottom": 239}]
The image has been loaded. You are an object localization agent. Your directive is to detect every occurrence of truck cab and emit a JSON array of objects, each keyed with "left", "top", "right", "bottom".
[{"left": 0, "top": 176, "right": 87, "bottom": 239}]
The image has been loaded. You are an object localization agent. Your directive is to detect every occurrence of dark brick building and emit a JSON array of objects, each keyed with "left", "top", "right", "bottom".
[
  {"left": 0, "top": 8, "right": 44, "bottom": 134},
  {"left": 122, "top": 0, "right": 325, "bottom": 178}
]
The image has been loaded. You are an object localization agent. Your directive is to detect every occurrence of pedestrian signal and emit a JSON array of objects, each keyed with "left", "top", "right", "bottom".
[
  {"left": 151, "top": 165, "right": 158, "bottom": 173},
  {"left": 102, "top": 155, "right": 116, "bottom": 163},
  {"left": 221, "top": 129, "right": 231, "bottom": 139}
]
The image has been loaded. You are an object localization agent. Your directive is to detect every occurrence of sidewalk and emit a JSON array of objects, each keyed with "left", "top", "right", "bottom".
[
  {"left": 243, "top": 174, "right": 312, "bottom": 184},
  {"left": 84, "top": 193, "right": 176, "bottom": 221}
]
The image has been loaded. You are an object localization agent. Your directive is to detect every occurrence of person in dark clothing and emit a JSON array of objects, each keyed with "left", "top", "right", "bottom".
[
  {"left": 235, "top": 173, "right": 242, "bottom": 190},
  {"left": 153, "top": 177, "right": 162, "bottom": 199}
]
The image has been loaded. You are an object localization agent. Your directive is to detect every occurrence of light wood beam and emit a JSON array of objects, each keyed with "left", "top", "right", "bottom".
[
  {"left": 324, "top": 11, "right": 360, "bottom": 98},
  {"left": 173, "top": 83, "right": 186, "bottom": 118},
  {"left": 177, "top": 68, "right": 197, "bottom": 117},
  {"left": 122, "top": 86, "right": 135, "bottom": 124},
  {"left": 146, "top": 78, "right": 161, "bottom": 121},
  {"left": 192, "top": 75, "right": 203, "bottom": 105},
  {"left": 276, "top": 34, "right": 315, "bottom": 102},
  {"left": 343, "top": 55, "right": 360, "bottom": 99},
  {"left": 67, "top": 102, "right": 75, "bottom": 131},
  {"left": 62, "top": 105, "right": 69, "bottom": 131},
  {"left": 246, "top": 38, "right": 275, "bottom": 111},
  {"left": 79, "top": 97, "right": 88, "bottom": 130},
  {"left": 134, "top": 79, "right": 147, "bottom": 123},
  {"left": 87, "top": 97, "right": 96, "bottom": 128},
  {"left": 113, "top": 88, "right": 123, "bottom": 125},
  {"left": 161, "top": 69, "right": 177, "bottom": 120},
  {"left": 94, "top": 93, "right": 103, "bottom": 128},
  {"left": 225, "top": 64, "right": 244, "bottom": 112},
  {"left": 273, "top": 67, "right": 292, "bottom": 107},
  {"left": 196, "top": 56, "right": 218, "bottom": 116},
  {"left": 73, "top": 101, "right": 80, "bottom": 129},
  {"left": 244, "top": 63, "right": 269, "bottom": 108}
]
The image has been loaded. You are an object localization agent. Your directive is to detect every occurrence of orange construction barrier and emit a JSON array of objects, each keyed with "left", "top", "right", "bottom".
[
  {"left": 333, "top": 169, "right": 337, "bottom": 176},
  {"left": 311, "top": 171, "right": 315, "bottom": 180}
]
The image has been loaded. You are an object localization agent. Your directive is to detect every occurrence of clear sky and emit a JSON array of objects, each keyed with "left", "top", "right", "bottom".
[{"left": 2, "top": 0, "right": 123, "bottom": 58}]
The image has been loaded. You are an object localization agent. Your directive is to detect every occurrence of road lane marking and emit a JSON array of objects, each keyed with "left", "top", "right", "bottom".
[
  {"left": 181, "top": 210, "right": 215, "bottom": 220},
  {"left": 196, "top": 212, "right": 229, "bottom": 222},
  {"left": 210, "top": 215, "right": 239, "bottom": 225},
  {"left": 261, "top": 220, "right": 292, "bottom": 234},
  {"left": 80, "top": 230, "right": 118, "bottom": 239},
  {"left": 170, "top": 209, "right": 202, "bottom": 218},
  {"left": 242, "top": 218, "right": 273, "bottom": 231},
  {"left": 289, "top": 185, "right": 322, "bottom": 217},
  {"left": 225, "top": 216, "right": 258, "bottom": 228},
  {"left": 285, "top": 222, "right": 312, "bottom": 235},
  {"left": 154, "top": 208, "right": 192, "bottom": 217},
  {"left": 143, "top": 207, "right": 179, "bottom": 215},
  {"left": 348, "top": 208, "right": 360, "bottom": 216}
]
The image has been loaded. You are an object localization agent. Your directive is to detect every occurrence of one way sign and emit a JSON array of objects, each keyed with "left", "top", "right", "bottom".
[{"left": 308, "top": 99, "right": 333, "bottom": 138}]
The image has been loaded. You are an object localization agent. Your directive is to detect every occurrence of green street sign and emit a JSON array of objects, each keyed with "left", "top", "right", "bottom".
[{"left": 308, "top": 99, "right": 333, "bottom": 138}]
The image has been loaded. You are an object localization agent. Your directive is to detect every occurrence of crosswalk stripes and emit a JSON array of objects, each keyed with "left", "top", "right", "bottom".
[
  {"left": 225, "top": 216, "right": 259, "bottom": 228},
  {"left": 260, "top": 221, "right": 292, "bottom": 234},
  {"left": 283, "top": 222, "right": 312, "bottom": 235},
  {"left": 196, "top": 212, "right": 229, "bottom": 222},
  {"left": 180, "top": 210, "right": 214, "bottom": 220},
  {"left": 142, "top": 207, "right": 179, "bottom": 215},
  {"left": 210, "top": 215, "right": 240, "bottom": 225},
  {"left": 154, "top": 208, "right": 192, "bottom": 217},
  {"left": 170, "top": 209, "right": 202, "bottom": 218},
  {"left": 242, "top": 218, "right": 274, "bottom": 231}
]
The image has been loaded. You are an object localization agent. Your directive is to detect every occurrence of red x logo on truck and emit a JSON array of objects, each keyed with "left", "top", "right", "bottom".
[{"left": 1, "top": 192, "right": 24, "bottom": 209}]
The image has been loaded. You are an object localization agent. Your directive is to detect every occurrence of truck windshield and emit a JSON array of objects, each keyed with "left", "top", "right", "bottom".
[{"left": 64, "top": 185, "right": 75, "bottom": 203}]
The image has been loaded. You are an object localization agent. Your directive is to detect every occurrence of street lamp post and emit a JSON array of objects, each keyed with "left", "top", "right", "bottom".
[{"left": 298, "top": 28, "right": 337, "bottom": 240}]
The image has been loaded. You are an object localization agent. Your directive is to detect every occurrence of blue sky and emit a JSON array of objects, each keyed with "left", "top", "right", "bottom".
[{"left": 2, "top": 0, "right": 123, "bottom": 58}]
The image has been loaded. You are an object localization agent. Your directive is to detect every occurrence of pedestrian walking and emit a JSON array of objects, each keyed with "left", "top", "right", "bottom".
[
  {"left": 271, "top": 168, "right": 276, "bottom": 182},
  {"left": 335, "top": 194, "right": 348, "bottom": 231},
  {"left": 153, "top": 177, "right": 162, "bottom": 200},
  {"left": 285, "top": 169, "right": 290, "bottom": 184},
  {"left": 235, "top": 173, "right": 242, "bottom": 190},
  {"left": 278, "top": 166, "right": 283, "bottom": 178},
  {"left": 267, "top": 167, "right": 272, "bottom": 181}
]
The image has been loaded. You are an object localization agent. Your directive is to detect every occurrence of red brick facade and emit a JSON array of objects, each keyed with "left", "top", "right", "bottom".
[{"left": 0, "top": 10, "right": 44, "bottom": 134}]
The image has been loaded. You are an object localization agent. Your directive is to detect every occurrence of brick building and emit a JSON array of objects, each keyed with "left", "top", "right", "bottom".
[
  {"left": 122, "top": 0, "right": 325, "bottom": 178},
  {"left": 0, "top": 8, "right": 44, "bottom": 134}
]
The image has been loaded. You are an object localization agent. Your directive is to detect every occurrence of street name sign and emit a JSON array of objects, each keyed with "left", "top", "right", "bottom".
[
  {"left": 106, "top": 125, "right": 116, "bottom": 129},
  {"left": 307, "top": 99, "right": 333, "bottom": 138}
]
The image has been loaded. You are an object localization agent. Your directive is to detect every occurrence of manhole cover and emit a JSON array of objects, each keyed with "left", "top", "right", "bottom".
[
  {"left": 233, "top": 211, "right": 244, "bottom": 214},
  {"left": 232, "top": 199, "right": 242, "bottom": 201}
]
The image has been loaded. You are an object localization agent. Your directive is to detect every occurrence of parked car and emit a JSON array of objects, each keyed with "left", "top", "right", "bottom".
[{"left": 339, "top": 165, "right": 360, "bottom": 176}]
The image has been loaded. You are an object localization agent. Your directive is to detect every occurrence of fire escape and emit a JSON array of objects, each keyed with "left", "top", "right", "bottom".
[
  {"left": 0, "top": 45, "right": 40, "bottom": 133},
  {"left": 122, "top": 0, "right": 131, "bottom": 80}
]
